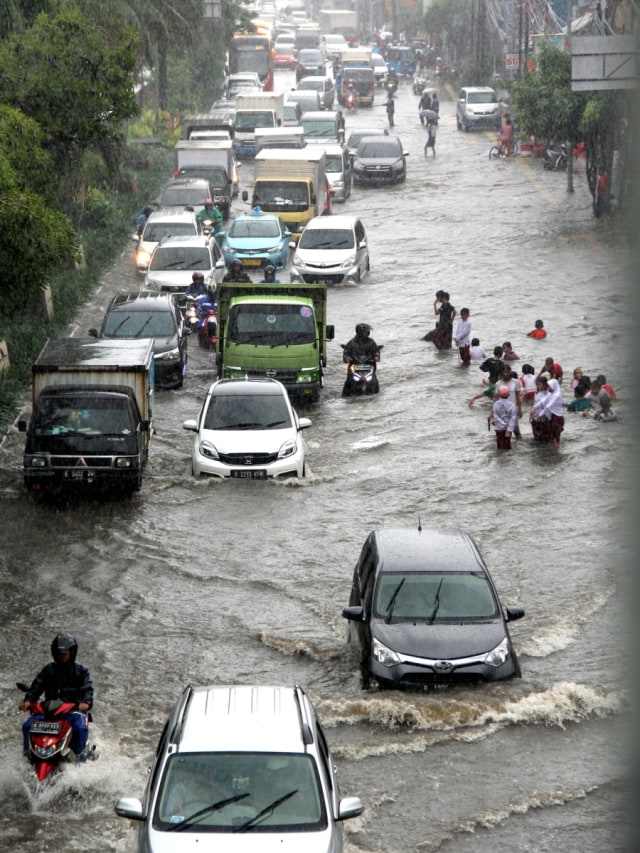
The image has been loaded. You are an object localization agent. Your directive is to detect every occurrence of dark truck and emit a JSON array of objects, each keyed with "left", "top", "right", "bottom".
[{"left": 18, "top": 338, "right": 154, "bottom": 497}]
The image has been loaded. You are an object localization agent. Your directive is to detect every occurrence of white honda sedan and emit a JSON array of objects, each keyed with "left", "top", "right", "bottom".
[{"left": 183, "top": 378, "right": 311, "bottom": 479}]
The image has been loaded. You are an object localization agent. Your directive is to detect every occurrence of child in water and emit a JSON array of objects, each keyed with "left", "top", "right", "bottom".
[{"left": 527, "top": 319, "right": 547, "bottom": 339}]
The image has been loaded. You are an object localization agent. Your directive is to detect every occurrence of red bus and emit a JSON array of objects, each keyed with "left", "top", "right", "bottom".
[{"left": 229, "top": 34, "right": 274, "bottom": 92}]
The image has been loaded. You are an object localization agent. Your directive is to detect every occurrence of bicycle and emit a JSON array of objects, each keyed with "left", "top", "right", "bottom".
[{"left": 489, "top": 139, "right": 520, "bottom": 159}]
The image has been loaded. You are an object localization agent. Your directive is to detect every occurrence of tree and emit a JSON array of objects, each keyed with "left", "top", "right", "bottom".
[{"left": 0, "top": 9, "right": 140, "bottom": 190}]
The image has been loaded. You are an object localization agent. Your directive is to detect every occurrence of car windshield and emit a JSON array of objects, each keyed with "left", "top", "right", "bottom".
[
  {"left": 467, "top": 91, "right": 497, "bottom": 104},
  {"left": 228, "top": 219, "right": 281, "bottom": 239},
  {"left": 358, "top": 141, "right": 400, "bottom": 158},
  {"left": 160, "top": 188, "right": 207, "bottom": 207},
  {"left": 299, "top": 50, "right": 323, "bottom": 64},
  {"left": 143, "top": 223, "right": 196, "bottom": 242},
  {"left": 302, "top": 119, "right": 336, "bottom": 137},
  {"left": 204, "top": 391, "right": 293, "bottom": 430},
  {"left": 228, "top": 303, "right": 316, "bottom": 345},
  {"left": 324, "top": 154, "right": 343, "bottom": 173},
  {"left": 154, "top": 752, "right": 326, "bottom": 832},
  {"left": 150, "top": 248, "right": 211, "bottom": 271},
  {"left": 298, "top": 80, "right": 321, "bottom": 91},
  {"left": 33, "top": 394, "right": 136, "bottom": 437},
  {"left": 374, "top": 572, "right": 499, "bottom": 621},
  {"left": 104, "top": 310, "right": 175, "bottom": 338},
  {"left": 299, "top": 228, "right": 354, "bottom": 250},
  {"left": 343, "top": 69, "right": 373, "bottom": 83},
  {"left": 348, "top": 131, "right": 383, "bottom": 149}
]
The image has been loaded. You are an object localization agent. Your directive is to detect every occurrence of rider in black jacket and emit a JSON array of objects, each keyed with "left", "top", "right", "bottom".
[
  {"left": 343, "top": 323, "right": 381, "bottom": 363},
  {"left": 21, "top": 633, "right": 94, "bottom": 760}
]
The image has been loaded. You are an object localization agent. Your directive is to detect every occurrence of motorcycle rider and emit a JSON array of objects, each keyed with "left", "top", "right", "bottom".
[
  {"left": 222, "top": 258, "right": 252, "bottom": 283},
  {"left": 343, "top": 323, "right": 381, "bottom": 364},
  {"left": 20, "top": 633, "right": 93, "bottom": 761},
  {"left": 197, "top": 198, "right": 223, "bottom": 233},
  {"left": 185, "top": 271, "right": 208, "bottom": 299},
  {"left": 260, "top": 263, "right": 281, "bottom": 284}
]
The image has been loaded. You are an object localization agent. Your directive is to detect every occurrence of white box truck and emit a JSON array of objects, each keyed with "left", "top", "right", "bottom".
[{"left": 233, "top": 92, "right": 285, "bottom": 159}]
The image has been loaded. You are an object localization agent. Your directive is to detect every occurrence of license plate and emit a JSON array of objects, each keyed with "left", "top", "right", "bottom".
[
  {"left": 63, "top": 469, "right": 87, "bottom": 481},
  {"left": 30, "top": 721, "right": 62, "bottom": 734},
  {"left": 355, "top": 364, "right": 371, "bottom": 371},
  {"left": 242, "top": 259, "right": 262, "bottom": 267},
  {"left": 231, "top": 470, "right": 267, "bottom": 479}
]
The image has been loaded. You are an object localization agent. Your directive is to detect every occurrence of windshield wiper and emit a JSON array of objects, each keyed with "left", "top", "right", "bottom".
[
  {"left": 264, "top": 419, "right": 287, "bottom": 428},
  {"left": 222, "top": 422, "right": 263, "bottom": 429},
  {"left": 110, "top": 315, "right": 131, "bottom": 335},
  {"left": 168, "top": 792, "right": 250, "bottom": 831},
  {"left": 134, "top": 316, "right": 153, "bottom": 337},
  {"left": 233, "top": 789, "right": 298, "bottom": 833},
  {"left": 428, "top": 578, "right": 444, "bottom": 624},
  {"left": 384, "top": 577, "right": 405, "bottom": 624}
]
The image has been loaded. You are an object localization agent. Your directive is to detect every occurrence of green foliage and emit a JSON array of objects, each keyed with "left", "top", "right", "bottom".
[
  {"left": 127, "top": 108, "right": 182, "bottom": 147},
  {"left": 0, "top": 9, "right": 140, "bottom": 181},
  {"left": 0, "top": 105, "right": 56, "bottom": 198},
  {"left": 510, "top": 43, "right": 587, "bottom": 142}
]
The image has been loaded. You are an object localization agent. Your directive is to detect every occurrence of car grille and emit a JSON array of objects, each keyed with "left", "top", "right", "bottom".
[
  {"left": 244, "top": 368, "right": 299, "bottom": 384},
  {"left": 218, "top": 451, "right": 278, "bottom": 465},
  {"left": 51, "top": 456, "right": 113, "bottom": 468},
  {"left": 301, "top": 273, "right": 343, "bottom": 284}
]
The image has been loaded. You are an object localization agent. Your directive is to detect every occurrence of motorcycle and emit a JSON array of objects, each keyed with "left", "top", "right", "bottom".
[
  {"left": 384, "top": 78, "right": 398, "bottom": 96},
  {"left": 197, "top": 307, "right": 218, "bottom": 350},
  {"left": 341, "top": 345, "right": 383, "bottom": 397},
  {"left": 543, "top": 142, "right": 568, "bottom": 171},
  {"left": 17, "top": 682, "right": 94, "bottom": 781},
  {"left": 344, "top": 88, "right": 358, "bottom": 112},
  {"left": 412, "top": 73, "right": 428, "bottom": 95}
]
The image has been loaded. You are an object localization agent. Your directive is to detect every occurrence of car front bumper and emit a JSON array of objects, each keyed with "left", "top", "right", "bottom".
[{"left": 369, "top": 650, "right": 520, "bottom": 686}]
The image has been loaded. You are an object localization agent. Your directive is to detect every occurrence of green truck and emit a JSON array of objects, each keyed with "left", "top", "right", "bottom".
[{"left": 215, "top": 282, "right": 334, "bottom": 403}]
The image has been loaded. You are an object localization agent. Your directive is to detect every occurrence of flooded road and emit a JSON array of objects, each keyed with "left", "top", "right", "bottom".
[{"left": 0, "top": 70, "right": 634, "bottom": 852}]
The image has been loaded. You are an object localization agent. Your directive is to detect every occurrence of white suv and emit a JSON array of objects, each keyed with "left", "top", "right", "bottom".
[
  {"left": 456, "top": 86, "right": 501, "bottom": 132},
  {"left": 115, "top": 684, "right": 363, "bottom": 851},
  {"left": 133, "top": 208, "right": 200, "bottom": 274}
]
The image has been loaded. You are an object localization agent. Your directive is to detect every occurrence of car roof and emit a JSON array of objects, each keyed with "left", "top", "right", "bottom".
[
  {"left": 348, "top": 128, "right": 388, "bottom": 140},
  {"left": 146, "top": 208, "right": 197, "bottom": 223},
  {"left": 211, "top": 378, "right": 287, "bottom": 397},
  {"left": 154, "top": 235, "right": 212, "bottom": 249},
  {"left": 108, "top": 290, "right": 177, "bottom": 311},
  {"left": 229, "top": 211, "right": 282, "bottom": 223},
  {"left": 461, "top": 85, "right": 496, "bottom": 93},
  {"left": 370, "top": 527, "right": 487, "bottom": 575},
  {"left": 174, "top": 685, "right": 316, "bottom": 754},
  {"left": 304, "top": 214, "right": 359, "bottom": 230},
  {"left": 301, "top": 110, "right": 338, "bottom": 120}
]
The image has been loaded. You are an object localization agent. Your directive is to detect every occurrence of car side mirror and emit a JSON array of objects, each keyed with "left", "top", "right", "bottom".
[
  {"left": 88, "top": 328, "right": 99, "bottom": 338},
  {"left": 325, "top": 324, "right": 335, "bottom": 340},
  {"left": 140, "top": 420, "right": 150, "bottom": 433},
  {"left": 18, "top": 419, "right": 27, "bottom": 433},
  {"left": 342, "top": 605, "right": 364, "bottom": 621},
  {"left": 506, "top": 606, "right": 525, "bottom": 622}
]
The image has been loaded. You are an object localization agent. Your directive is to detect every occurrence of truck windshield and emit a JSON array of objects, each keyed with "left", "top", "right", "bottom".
[
  {"left": 33, "top": 395, "right": 136, "bottom": 437},
  {"left": 228, "top": 303, "right": 316, "bottom": 345},
  {"left": 235, "top": 112, "right": 275, "bottom": 131},
  {"left": 254, "top": 183, "right": 308, "bottom": 212}
]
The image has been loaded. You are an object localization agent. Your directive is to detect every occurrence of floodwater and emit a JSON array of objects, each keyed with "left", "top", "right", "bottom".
[{"left": 0, "top": 69, "right": 634, "bottom": 852}]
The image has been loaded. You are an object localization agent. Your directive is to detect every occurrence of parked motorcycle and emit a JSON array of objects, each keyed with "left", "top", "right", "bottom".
[
  {"left": 341, "top": 345, "right": 383, "bottom": 397},
  {"left": 18, "top": 682, "right": 94, "bottom": 781},
  {"left": 543, "top": 142, "right": 568, "bottom": 171}
]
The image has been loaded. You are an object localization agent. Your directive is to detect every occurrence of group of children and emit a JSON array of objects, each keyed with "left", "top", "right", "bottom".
[{"left": 458, "top": 317, "right": 618, "bottom": 450}]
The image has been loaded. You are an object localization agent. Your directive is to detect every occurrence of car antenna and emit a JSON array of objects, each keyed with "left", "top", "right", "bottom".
[{"left": 417, "top": 517, "right": 422, "bottom": 532}]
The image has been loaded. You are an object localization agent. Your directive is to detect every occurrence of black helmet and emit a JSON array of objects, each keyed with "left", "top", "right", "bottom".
[
  {"left": 263, "top": 264, "right": 276, "bottom": 281},
  {"left": 51, "top": 633, "right": 78, "bottom": 663},
  {"left": 192, "top": 271, "right": 204, "bottom": 283},
  {"left": 231, "top": 259, "right": 243, "bottom": 270},
  {"left": 355, "top": 323, "right": 372, "bottom": 336}
]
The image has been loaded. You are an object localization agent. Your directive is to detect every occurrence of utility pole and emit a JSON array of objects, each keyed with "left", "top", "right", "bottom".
[{"left": 566, "top": 0, "right": 574, "bottom": 192}]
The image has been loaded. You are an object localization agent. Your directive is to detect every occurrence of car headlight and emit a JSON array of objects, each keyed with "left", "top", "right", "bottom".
[
  {"left": 199, "top": 440, "right": 220, "bottom": 460},
  {"left": 341, "top": 253, "right": 356, "bottom": 269},
  {"left": 391, "top": 159, "right": 404, "bottom": 172},
  {"left": 268, "top": 243, "right": 285, "bottom": 255},
  {"left": 136, "top": 249, "right": 151, "bottom": 267},
  {"left": 372, "top": 637, "right": 401, "bottom": 667},
  {"left": 292, "top": 252, "right": 302, "bottom": 265},
  {"left": 154, "top": 347, "right": 180, "bottom": 362},
  {"left": 483, "top": 637, "right": 510, "bottom": 667},
  {"left": 278, "top": 439, "right": 297, "bottom": 459},
  {"left": 28, "top": 456, "right": 48, "bottom": 468}
]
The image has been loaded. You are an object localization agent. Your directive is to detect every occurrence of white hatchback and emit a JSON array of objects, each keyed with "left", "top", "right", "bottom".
[
  {"left": 290, "top": 215, "right": 369, "bottom": 285},
  {"left": 183, "top": 378, "right": 311, "bottom": 479}
]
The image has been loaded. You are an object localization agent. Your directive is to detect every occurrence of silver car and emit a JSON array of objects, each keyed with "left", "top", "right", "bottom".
[
  {"left": 115, "top": 684, "right": 363, "bottom": 851},
  {"left": 290, "top": 215, "right": 369, "bottom": 285}
]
